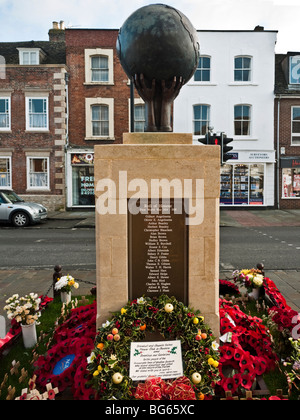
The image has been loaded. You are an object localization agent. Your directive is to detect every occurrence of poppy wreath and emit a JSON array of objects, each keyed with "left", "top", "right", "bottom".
[
  {"left": 34, "top": 302, "right": 96, "bottom": 396},
  {"left": 219, "top": 280, "right": 240, "bottom": 297},
  {"left": 53, "top": 302, "right": 96, "bottom": 344},
  {"left": 35, "top": 336, "right": 95, "bottom": 393},
  {"left": 218, "top": 299, "right": 278, "bottom": 395},
  {"left": 87, "top": 295, "right": 220, "bottom": 400}
]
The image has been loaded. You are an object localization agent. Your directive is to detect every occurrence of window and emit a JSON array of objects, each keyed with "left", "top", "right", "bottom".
[
  {"left": 26, "top": 97, "right": 48, "bottom": 131},
  {"left": 85, "top": 98, "right": 114, "bottom": 140},
  {"left": 0, "top": 157, "right": 11, "bottom": 188},
  {"left": 194, "top": 56, "right": 211, "bottom": 82},
  {"left": 220, "top": 164, "right": 264, "bottom": 206},
  {"left": 27, "top": 157, "right": 49, "bottom": 190},
  {"left": 0, "top": 98, "right": 10, "bottom": 130},
  {"left": 234, "top": 56, "right": 252, "bottom": 82},
  {"left": 91, "top": 56, "right": 109, "bottom": 83},
  {"left": 234, "top": 105, "right": 251, "bottom": 136},
  {"left": 292, "top": 107, "right": 300, "bottom": 145},
  {"left": 282, "top": 168, "right": 300, "bottom": 198},
  {"left": 85, "top": 49, "right": 114, "bottom": 85},
  {"left": 134, "top": 104, "right": 145, "bottom": 132},
  {"left": 17, "top": 48, "right": 44, "bottom": 65},
  {"left": 193, "top": 105, "right": 210, "bottom": 136},
  {"left": 290, "top": 56, "right": 300, "bottom": 85},
  {"left": 92, "top": 105, "right": 109, "bottom": 137}
]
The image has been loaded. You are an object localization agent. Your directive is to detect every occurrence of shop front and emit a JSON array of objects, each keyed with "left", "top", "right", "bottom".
[
  {"left": 67, "top": 150, "right": 95, "bottom": 208},
  {"left": 280, "top": 157, "right": 300, "bottom": 208},
  {"left": 220, "top": 151, "right": 275, "bottom": 207}
]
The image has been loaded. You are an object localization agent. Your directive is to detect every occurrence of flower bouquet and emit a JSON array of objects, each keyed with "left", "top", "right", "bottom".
[
  {"left": 3, "top": 293, "right": 42, "bottom": 348},
  {"left": 233, "top": 268, "right": 264, "bottom": 299},
  {"left": 55, "top": 275, "right": 79, "bottom": 304}
]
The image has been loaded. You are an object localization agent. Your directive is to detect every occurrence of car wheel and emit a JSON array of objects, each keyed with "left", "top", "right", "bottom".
[{"left": 12, "top": 212, "right": 30, "bottom": 228}]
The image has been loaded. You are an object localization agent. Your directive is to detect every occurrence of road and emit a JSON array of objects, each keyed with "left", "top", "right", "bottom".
[
  {"left": 0, "top": 223, "right": 299, "bottom": 272},
  {"left": 0, "top": 228, "right": 96, "bottom": 271},
  {"left": 220, "top": 225, "right": 300, "bottom": 271}
]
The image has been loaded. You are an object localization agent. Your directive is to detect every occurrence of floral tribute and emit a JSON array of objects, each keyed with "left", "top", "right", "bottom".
[
  {"left": 135, "top": 376, "right": 196, "bottom": 400},
  {"left": 87, "top": 295, "right": 220, "bottom": 400},
  {"left": 233, "top": 268, "right": 264, "bottom": 292},
  {"left": 217, "top": 299, "right": 278, "bottom": 395},
  {"left": 54, "top": 275, "right": 79, "bottom": 294},
  {"left": 35, "top": 302, "right": 96, "bottom": 400},
  {"left": 4, "top": 293, "right": 42, "bottom": 326}
]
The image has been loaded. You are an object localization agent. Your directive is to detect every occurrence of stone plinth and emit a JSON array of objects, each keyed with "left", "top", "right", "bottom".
[{"left": 95, "top": 133, "right": 220, "bottom": 338}]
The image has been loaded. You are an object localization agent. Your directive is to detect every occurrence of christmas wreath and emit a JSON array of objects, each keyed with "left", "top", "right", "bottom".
[{"left": 87, "top": 295, "right": 220, "bottom": 400}]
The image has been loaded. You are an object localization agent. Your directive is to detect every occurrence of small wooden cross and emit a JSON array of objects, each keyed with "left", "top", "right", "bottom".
[
  {"left": 221, "top": 391, "right": 239, "bottom": 401},
  {"left": 19, "top": 368, "right": 28, "bottom": 384},
  {"left": 78, "top": 296, "right": 89, "bottom": 306},
  {"left": 0, "top": 373, "right": 8, "bottom": 390},
  {"left": 6, "top": 386, "right": 16, "bottom": 401},
  {"left": 28, "top": 375, "right": 37, "bottom": 391},
  {"left": 10, "top": 360, "right": 20, "bottom": 376},
  {"left": 42, "top": 383, "right": 59, "bottom": 400}
]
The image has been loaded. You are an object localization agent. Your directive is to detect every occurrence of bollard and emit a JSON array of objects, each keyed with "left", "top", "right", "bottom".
[
  {"left": 257, "top": 263, "right": 266, "bottom": 299},
  {"left": 53, "top": 265, "right": 62, "bottom": 298}
]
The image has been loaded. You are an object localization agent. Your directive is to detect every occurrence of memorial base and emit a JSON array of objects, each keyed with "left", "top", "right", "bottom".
[{"left": 95, "top": 133, "right": 220, "bottom": 338}]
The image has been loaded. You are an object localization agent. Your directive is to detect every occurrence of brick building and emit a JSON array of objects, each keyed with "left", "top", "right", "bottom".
[
  {"left": 275, "top": 53, "right": 300, "bottom": 209},
  {"left": 0, "top": 24, "right": 68, "bottom": 211},
  {"left": 65, "top": 28, "right": 142, "bottom": 208}
]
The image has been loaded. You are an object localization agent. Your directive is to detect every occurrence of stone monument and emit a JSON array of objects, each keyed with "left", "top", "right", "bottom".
[{"left": 95, "top": 4, "right": 220, "bottom": 338}]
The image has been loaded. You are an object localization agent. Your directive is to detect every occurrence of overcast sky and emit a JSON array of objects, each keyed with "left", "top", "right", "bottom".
[{"left": 0, "top": 0, "right": 299, "bottom": 53}]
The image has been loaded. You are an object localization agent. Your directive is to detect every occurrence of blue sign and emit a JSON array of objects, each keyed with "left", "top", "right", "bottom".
[
  {"left": 290, "top": 56, "right": 300, "bottom": 85},
  {"left": 53, "top": 354, "right": 76, "bottom": 376}
]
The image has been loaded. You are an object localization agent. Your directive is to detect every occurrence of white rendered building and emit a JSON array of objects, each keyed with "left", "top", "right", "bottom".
[{"left": 174, "top": 28, "right": 278, "bottom": 207}]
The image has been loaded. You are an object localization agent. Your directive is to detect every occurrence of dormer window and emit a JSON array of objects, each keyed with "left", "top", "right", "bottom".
[
  {"left": 17, "top": 48, "right": 45, "bottom": 65},
  {"left": 290, "top": 55, "right": 300, "bottom": 85}
]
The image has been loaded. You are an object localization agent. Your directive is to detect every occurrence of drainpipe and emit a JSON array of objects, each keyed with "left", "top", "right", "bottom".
[
  {"left": 276, "top": 95, "right": 281, "bottom": 209},
  {"left": 64, "top": 72, "right": 70, "bottom": 209}
]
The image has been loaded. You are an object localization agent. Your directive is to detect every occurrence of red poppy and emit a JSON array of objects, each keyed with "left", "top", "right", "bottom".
[
  {"left": 220, "top": 377, "right": 238, "bottom": 394},
  {"left": 221, "top": 346, "right": 235, "bottom": 360},
  {"left": 240, "top": 374, "right": 254, "bottom": 390}
]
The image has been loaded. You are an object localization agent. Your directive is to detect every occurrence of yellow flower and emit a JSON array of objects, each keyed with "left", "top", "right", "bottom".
[
  {"left": 93, "top": 370, "right": 100, "bottom": 377},
  {"left": 208, "top": 358, "right": 215, "bottom": 366},
  {"left": 97, "top": 365, "right": 103, "bottom": 372},
  {"left": 121, "top": 308, "right": 127, "bottom": 315}
]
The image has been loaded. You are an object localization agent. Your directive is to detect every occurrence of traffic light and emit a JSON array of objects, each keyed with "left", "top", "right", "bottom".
[
  {"left": 198, "top": 133, "right": 233, "bottom": 165},
  {"left": 222, "top": 135, "right": 234, "bottom": 164}
]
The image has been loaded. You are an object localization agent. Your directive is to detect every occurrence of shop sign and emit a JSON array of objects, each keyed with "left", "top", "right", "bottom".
[
  {"left": 280, "top": 157, "right": 300, "bottom": 168},
  {"left": 71, "top": 153, "right": 94, "bottom": 165}
]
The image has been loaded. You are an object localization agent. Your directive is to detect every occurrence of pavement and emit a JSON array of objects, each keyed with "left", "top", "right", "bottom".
[
  {"left": 45, "top": 208, "right": 300, "bottom": 229},
  {"left": 0, "top": 208, "right": 299, "bottom": 332}
]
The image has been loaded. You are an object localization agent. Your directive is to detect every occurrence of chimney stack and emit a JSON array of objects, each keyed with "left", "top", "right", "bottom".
[{"left": 49, "top": 20, "right": 66, "bottom": 42}]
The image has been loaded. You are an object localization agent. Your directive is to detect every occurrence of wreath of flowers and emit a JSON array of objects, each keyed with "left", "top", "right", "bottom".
[
  {"left": 87, "top": 295, "right": 220, "bottom": 400},
  {"left": 35, "top": 302, "right": 97, "bottom": 400},
  {"left": 218, "top": 299, "right": 278, "bottom": 395}
]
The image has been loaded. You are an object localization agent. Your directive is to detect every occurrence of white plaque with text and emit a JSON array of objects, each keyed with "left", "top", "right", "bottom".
[{"left": 129, "top": 340, "right": 183, "bottom": 381}]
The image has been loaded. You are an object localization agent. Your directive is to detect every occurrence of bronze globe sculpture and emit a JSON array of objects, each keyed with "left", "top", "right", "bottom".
[{"left": 117, "top": 4, "right": 200, "bottom": 132}]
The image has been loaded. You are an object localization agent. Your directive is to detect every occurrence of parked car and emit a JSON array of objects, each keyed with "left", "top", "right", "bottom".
[{"left": 0, "top": 190, "right": 48, "bottom": 227}]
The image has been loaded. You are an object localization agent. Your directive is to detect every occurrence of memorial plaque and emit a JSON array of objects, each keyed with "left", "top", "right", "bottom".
[
  {"left": 128, "top": 199, "right": 188, "bottom": 305},
  {"left": 129, "top": 340, "right": 184, "bottom": 381}
]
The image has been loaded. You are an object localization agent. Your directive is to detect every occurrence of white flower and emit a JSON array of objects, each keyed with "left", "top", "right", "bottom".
[
  {"left": 102, "top": 320, "right": 110, "bottom": 329},
  {"left": 87, "top": 352, "right": 96, "bottom": 364},
  {"left": 253, "top": 274, "right": 264, "bottom": 287},
  {"left": 137, "top": 297, "right": 145, "bottom": 304},
  {"left": 212, "top": 341, "right": 220, "bottom": 351}
]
